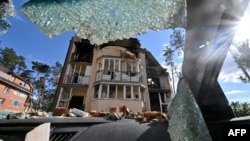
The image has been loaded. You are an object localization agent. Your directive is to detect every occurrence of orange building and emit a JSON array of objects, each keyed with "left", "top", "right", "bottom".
[{"left": 0, "top": 66, "right": 33, "bottom": 112}]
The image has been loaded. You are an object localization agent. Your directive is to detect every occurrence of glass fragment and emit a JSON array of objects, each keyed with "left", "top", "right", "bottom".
[
  {"left": 0, "top": 0, "right": 15, "bottom": 35},
  {"left": 168, "top": 79, "right": 212, "bottom": 141},
  {"left": 0, "top": 19, "right": 11, "bottom": 35},
  {"left": 21, "top": 0, "right": 184, "bottom": 45}
]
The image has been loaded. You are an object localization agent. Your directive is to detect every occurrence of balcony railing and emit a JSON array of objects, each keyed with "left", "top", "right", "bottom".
[
  {"left": 64, "top": 75, "right": 90, "bottom": 85},
  {"left": 96, "top": 71, "right": 142, "bottom": 83}
]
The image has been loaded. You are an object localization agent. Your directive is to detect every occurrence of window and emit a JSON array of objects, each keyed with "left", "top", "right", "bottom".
[
  {"left": 93, "top": 85, "right": 100, "bottom": 98},
  {"left": 104, "top": 58, "right": 109, "bottom": 74},
  {"left": 117, "top": 85, "right": 123, "bottom": 99},
  {"left": 132, "top": 61, "right": 138, "bottom": 73},
  {"left": 94, "top": 84, "right": 141, "bottom": 100},
  {"left": 13, "top": 90, "right": 27, "bottom": 98},
  {"left": 147, "top": 78, "right": 160, "bottom": 88},
  {"left": 121, "top": 60, "right": 126, "bottom": 72},
  {"left": 11, "top": 100, "right": 20, "bottom": 107},
  {"left": 110, "top": 59, "right": 114, "bottom": 71},
  {"left": 126, "top": 60, "right": 138, "bottom": 73},
  {"left": 133, "top": 86, "right": 140, "bottom": 99},
  {"left": 126, "top": 86, "right": 131, "bottom": 99},
  {"left": 109, "top": 85, "right": 116, "bottom": 98},
  {"left": 98, "top": 62, "right": 102, "bottom": 71},
  {"left": 102, "top": 58, "right": 121, "bottom": 73},
  {"left": 114, "top": 59, "right": 119, "bottom": 71},
  {"left": 101, "top": 85, "right": 108, "bottom": 98},
  {"left": 3, "top": 87, "right": 10, "bottom": 94},
  {"left": 127, "top": 61, "right": 132, "bottom": 72},
  {"left": 0, "top": 98, "right": 4, "bottom": 104}
]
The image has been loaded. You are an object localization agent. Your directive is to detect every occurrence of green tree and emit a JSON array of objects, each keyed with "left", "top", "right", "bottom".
[
  {"left": 31, "top": 61, "right": 51, "bottom": 111},
  {"left": 163, "top": 28, "right": 185, "bottom": 94},
  {"left": 40, "top": 61, "right": 62, "bottom": 111},
  {"left": 0, "top": 47, "right": 62, "bottom": 112},
  {"left": 0, "top": 47, "right": 27, "bottom": 73},
  {"left": 19, "top": 69, "right": 34, "bottom": 82},
  {"left": 230, "top": 101, "right": 250, "bottom": 117},
  {"left": 230, "top": 40, "right": 250, "bottom": 83}
]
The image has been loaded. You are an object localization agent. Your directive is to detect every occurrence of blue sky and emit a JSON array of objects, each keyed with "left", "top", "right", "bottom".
[{"left": 1, "top": 0, "right": 250, "bottom": 103}]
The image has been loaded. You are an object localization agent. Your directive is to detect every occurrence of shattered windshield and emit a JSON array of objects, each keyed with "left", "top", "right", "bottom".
[
  {"left": 1, "top": 1, "right": 250, "bottom": 141},
  {"left": 20, "top": 0, "right": 184, "bottom": 45}
]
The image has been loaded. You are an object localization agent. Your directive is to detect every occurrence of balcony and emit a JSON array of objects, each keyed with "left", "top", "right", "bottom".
[
  {"left": 96, "top": 71, "right": 142, "bottom": 83},
  {"left": 64, "top": 75, "right": 90, "bottom": 85}
]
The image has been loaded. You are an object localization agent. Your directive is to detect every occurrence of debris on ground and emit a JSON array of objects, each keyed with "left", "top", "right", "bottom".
[
  {"left": 2, "top": 105, "right": 170, "bottom": 123},
  {"left": 68, "top": 108, "right": 89, "bottom": 117},
  {"left": 53, "top": 107, "right": 68, "bottom": 116},
  {"left": 2, "top": 111, "right": 49, "bottom": 119},
  {"left": 90, "top": 105, "right": 170, "bottom": 123}
]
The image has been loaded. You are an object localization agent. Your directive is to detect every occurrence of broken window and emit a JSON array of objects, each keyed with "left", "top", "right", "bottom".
[
  {"left": 101, "top": 85, "right": 108, "bottom": 98},
  {"left": 109, "top": 85, "right": 116, "bottom": 98},
  {"left": 102, "top": 58, "right": 122, "bottom": 75},
  {"left": 125, "top": 85, "right": 131, "bottom": 99},
  {"left": 94, "top": 84, "right": 141, "bottom": 100},
  {"left": 147, "top": 78, "right": 160, "bottom": 88},
  {"left": 103, "top": 58, "right": 109, "bottom": 74},
  {"left": 21, "top": 0, "right": 184, "bottom": 45},
  {"left": 133, "top": 86, "right": 140, "bottom": 99},
  {"left": 114, "top": 59, "right": 119, "bottom": 71},
  {"left": 93, "top": 85, "right": 100, "bottom": 99}
]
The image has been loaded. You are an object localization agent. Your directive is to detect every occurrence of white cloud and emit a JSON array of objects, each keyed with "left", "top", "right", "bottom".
[
  {"left": 228, "top": 97, "right": 250, "bottom": 103},
  {"left": 218, "top": 51, "right": 244, "bottom": 83},
  {"left": 225, "top": 90, "right": 247, "bottom": 95},
  {"left": 177, "top": 51, "right": 184, "bottom": 59},
  {"left": 218, "top": 71, "right": 243, "bottom": 83}
]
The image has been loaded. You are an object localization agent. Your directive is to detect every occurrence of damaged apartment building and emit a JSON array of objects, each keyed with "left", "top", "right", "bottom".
[{"left": 53, "top": 36, "right": 173, "bottom": 113}]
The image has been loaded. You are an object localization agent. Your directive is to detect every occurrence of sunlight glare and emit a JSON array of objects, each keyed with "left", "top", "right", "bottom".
[{"left": 234, "top": 16, "right": 250, "bottom": 42}]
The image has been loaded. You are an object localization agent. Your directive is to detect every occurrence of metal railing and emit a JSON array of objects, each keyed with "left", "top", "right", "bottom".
[
  {"left": 96, "top": 71, "right": 142, "bottom": 83},
  {"left": 64, "top": 75, "right": 90, "bottom": 85}
]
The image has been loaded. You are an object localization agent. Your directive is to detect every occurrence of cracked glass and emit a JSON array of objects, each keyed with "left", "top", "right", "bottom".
[
  {"left": 21, "top": 0, "right": 184, "bottom": 45},
  {"left": 0, "top": 0, "right": 15, "bottom": 35}
]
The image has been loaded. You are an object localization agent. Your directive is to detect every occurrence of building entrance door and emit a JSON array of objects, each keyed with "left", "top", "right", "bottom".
[
  {"left": 149, "top": 92, "right": 160, "bottom": 111},
  {"left": 69, "top": 96, "right": 84, "bottom": 110}
]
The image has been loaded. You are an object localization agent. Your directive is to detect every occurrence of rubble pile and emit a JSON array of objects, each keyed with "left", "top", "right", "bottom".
[
  {"left": 3, "top": 111, "right": 50, "bottom": 119},
  {"left": 90, "top": 105, "right": 170, "bottom": 123},
  {"left": 3, "top": 105, "right": 170, "bottom": 123}
]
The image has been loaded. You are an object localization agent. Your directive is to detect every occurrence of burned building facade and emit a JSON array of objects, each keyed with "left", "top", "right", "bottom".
[{"left": 53, "top": 36, "right": 172, "bottom": 113}]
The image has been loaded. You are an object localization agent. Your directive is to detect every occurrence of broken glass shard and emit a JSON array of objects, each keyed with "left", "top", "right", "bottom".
[
  {"left": 0, "top": 19, "right": 11, "bottom": 35},
  {"left": 0, "top": 0, "right": 15, "bottom": 17},
  {"left": 21, "top": 0, "right": 184, "bottom": 45},
  {"left": 0, "top": 0, "right": 15, "bottom": 35},
  {"left": 168, "top": 78, "right": 212, "bottom": 141}
]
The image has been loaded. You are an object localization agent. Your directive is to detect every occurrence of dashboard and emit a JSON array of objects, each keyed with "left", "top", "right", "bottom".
[{"left": 0, "top": 117, "right": 170, "bottom": 141}]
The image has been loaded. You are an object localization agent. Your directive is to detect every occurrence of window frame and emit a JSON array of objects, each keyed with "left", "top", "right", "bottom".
[
  {"left": 3, "top": 86, "right": 10, "bottom": 94},
  {"left": 0, "top": 98, "right": 5, "bottom": 104},
  {"left": 11, "top": 100, "right": 21, "bottom": 107}
]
